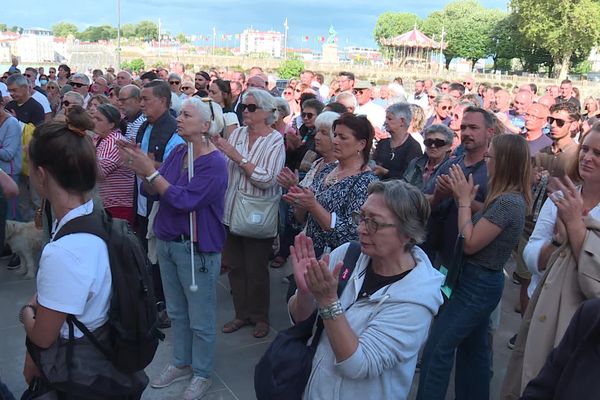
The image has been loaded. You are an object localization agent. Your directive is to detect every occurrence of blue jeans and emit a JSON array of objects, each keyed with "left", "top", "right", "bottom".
[
  {"left": 157, "top": 239, "right": 221, "bottom": 378},
  {"left": 417, "top": 263, "right": 504, "bottom": 400}
]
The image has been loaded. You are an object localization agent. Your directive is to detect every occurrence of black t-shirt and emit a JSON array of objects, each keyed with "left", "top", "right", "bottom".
[
  {"left": 357, "top": 262, "right": 412, "bottom": 300},
  {"left": 5, "top": 97, "right": 45, "bottom": 126},
  {"left": 555, "top": 96, "right": 581, "bottom": 111},
  {"left": 373, "top": 135, "right": 423, "bottom": 180}
]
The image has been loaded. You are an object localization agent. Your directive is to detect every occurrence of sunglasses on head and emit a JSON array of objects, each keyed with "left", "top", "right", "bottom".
[
  {"left": 547, "top": 116, "right": 568, "bottom": 127},
  {"left": 301, "top": 112, "right": 314, "bottom": 119},
  {"left": 424, "top": 138, "right": 448, "bottom": 148},
  {"left": 71, "top": 82, "right": 87, "bottom": 88},
  {"left": 201, "top": 97, "right": 215, "bottom": 121},
  {"left": 239, "top": 103, "right": 262, "bottom": 112},
  {"left": 169, "top": 81, "right": 180, "bottom": 85}
]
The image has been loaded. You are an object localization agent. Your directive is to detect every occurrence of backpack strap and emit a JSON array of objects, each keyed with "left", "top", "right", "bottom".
[{"left": 53, "top": 208, "right": 109, "bottom": 243}]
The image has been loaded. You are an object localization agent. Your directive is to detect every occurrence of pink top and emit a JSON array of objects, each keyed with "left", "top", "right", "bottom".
[{"left": 93, "top": 129, "right": 134, "bottom": 209}]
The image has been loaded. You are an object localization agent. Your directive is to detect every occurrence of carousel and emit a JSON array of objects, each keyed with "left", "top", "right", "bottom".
[{"left": 380, "top": 25, "right": 446, "bottom": 68}]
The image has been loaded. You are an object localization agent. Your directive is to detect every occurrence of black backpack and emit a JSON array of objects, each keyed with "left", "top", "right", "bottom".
[{"left": 53, "top": 207, "right": 164, "bottom": 373}]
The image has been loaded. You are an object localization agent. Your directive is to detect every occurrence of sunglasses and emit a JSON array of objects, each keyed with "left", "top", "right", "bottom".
[
  {"left": 62, "top": 100, "right": 71, "bottom": 107},
  {"left": 428, "top": 95, "right": 436, "bottom": 99},
  {"left": 181, "top": 86, "right": 193, "bottom": 90},
  {"left": 294, "top": 89, "right": 302, "bottom": 93},
  {"left": 424, "top": 138, "right": 449, "bottom": 148},
  {"left": 438, "top": 105, "right": 452, "bottom": 111},
  {"left": 239, "top": 103, "right": 262, "bottom": 112},
  {"left": 353, "top": 89, "right": 365, "bottom": 95},
  {"left": 169, "top": 81, "right": 180, "bottom": 85},
  {"left": 283, "top": 91, "right": 293, "bottom": 95},
  {"left": 24, "top": 73, "right": 33, "bottom": 78},
  {"left": 71, "top": 82, "right": 87, "bottom": 88},
  {"left": 547, "top": 116, "right": 568, "bottom": 127},
  {"left": 301, "top": 112, "right": 315, "bottom": 119}
]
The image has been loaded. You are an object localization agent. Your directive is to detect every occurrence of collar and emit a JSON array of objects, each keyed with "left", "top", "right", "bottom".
[{"left": 51, "top": 199, "right": 94, "bottom": 239}]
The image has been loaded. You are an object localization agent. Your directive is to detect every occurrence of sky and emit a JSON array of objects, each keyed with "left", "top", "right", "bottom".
[{"left": 3, "top": 0, "right": 509, "bottom": 49}]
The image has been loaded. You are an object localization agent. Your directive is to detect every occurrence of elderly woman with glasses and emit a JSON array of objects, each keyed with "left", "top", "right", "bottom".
[
  {"left": 288, "top": 179, "right": 444, "bottom": 400},
  {"left": 212, "top": 88, "right": 285, "bottom": 339},
  {"left": 119, "top": 98, "right": 228, "bottom": 399},
  {"left": 424, "top": 94, "right": 455, "bottom": 129},
  {"left": 372, "top": 103, "right": 423, "bottom": 180},
  {"left": 403, "top": 124, "right": 454, "bottom": 190}
]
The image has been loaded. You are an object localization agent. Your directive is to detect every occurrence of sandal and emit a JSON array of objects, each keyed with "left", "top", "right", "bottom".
[
  {"left": 269, "top": 256, "right": 287, "bottom": 269},
  {"left": 253, "top": 322, "right": 270, "bottom": 338},
  {"left": 222, "top": 319, "right": 249, "bottom": 333}
]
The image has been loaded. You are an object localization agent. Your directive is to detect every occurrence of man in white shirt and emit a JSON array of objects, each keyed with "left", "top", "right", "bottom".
[
  {"left": 407, "top": 80, "right": 429, "bottom": 109},
  {"left": 353, "top": 80, "right": 386, "bottom": 139}
]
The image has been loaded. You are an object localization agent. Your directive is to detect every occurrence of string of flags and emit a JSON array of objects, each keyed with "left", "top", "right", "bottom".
[{"left": 302, "top": 36, "right": 337, "bottom": 43}]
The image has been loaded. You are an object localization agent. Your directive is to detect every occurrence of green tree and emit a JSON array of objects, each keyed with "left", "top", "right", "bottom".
[
  {"left": 52, "top": 22, "right": 78, "bottom": 38},
  {"left": 278, "top": 59, "right": 305, "bottom": 79},
  {"left": 77, "top": 25, "right": 117, "bottom": 42},
  {"left": 176, "top": 33, "right": 189, "bottom": 44},
  {"left": 121, "top": 23, "right": 137, "bottom": 38},
  {"left": 136, "top": 21, "right": 158, "bottom": 41},
  {"left": 0, "top": 24, "right": 8, "bottom": 32},
  {"left": 488, "top": 14, "right": 519, "bottom": 72},
  {"left": 512, "top": 0, "right": 600, "bottom": 79},
  {"left": 373, "top": 12, "right": 421, "bottom": 59},
  {"left": 9, "top": 26, "right": 23, "bottom": 33},
  {"left": 422, "top": 1, "right": 503, "bottom": 69}
]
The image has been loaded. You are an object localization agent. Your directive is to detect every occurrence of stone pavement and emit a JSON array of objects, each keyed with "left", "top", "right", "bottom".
[{"left": 0, "top": 256, "right": 521, "bottom": 400}]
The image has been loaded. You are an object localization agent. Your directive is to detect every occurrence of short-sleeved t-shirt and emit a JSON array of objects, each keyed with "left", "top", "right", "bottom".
[
  {"left": 527, "top": 133, "right": 553, "bottom": 156},
  {"left": 5, "top": 97, "right": 45, "bottom": 126},
  {"left": 466, "top": 192, "right": 526, "bottom": 271},
  {"left": 373, "top": 136, "right": 423, "bottom": 180}
]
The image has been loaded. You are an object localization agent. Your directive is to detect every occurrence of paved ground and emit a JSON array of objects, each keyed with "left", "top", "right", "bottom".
[{"left": 0, "top": 256, "right": 521, "bottom": 400}]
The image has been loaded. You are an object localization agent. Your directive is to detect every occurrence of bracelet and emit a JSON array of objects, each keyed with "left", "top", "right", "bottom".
[
  {"left": 145, "top": 170, "right": 160, "bottom": 184},
  {"left": 19, "top": 304, "right": 36, "bottom": 324},
  {"left": 318, "top": 300, "right": 343, "bottom": 320},
  {"left": 458, "top": 204, "right": 470, "bottom": 208}
]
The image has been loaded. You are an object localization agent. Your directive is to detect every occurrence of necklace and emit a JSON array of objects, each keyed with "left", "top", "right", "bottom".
[
  {"left": 324, "top": 165, "right": 362, "bottom": 186},
  {"left": 389, "top": 135, "right": 409, "bottom": 161}
]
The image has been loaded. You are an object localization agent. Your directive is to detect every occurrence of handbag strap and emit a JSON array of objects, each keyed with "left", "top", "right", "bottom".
[{"left": 310, "top": 241, "right": 362, "bottom": 347}]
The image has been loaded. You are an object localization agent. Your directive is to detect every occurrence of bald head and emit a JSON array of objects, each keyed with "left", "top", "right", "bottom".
[
  {"left": 246, "top": 75, "right": 267, "bottom": 90},
  {"left": 537, "top": 94, "right": 556, "bottom": 109},
  {"left": 514, "top": 90, "right": 533, "bottom": 115},
  {"left": 524, "top": 103, "right": 549, "bottom": 135}
]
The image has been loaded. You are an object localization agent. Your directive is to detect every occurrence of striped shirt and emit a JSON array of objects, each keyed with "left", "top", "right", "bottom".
[
  {"left": 125, "top": 113, "right": 146, "bottom": 142},
  {"left": 93, "top": 129, "right": 135, "bottom": 209},
  {"left": 223, "top": 126, "right": 286, "bottom": 226}
]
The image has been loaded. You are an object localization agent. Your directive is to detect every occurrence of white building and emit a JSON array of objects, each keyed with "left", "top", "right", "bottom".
[
  {"left": 15, "top": 28, "right": 55, "bottom": 63},
  {"left": 240, "top": 29, "right": 283, "bottom": 58}
]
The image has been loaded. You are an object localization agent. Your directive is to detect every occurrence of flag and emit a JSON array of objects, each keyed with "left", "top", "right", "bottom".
[{"left": 302, "top": 35, "right": 309, "bottom": 42}]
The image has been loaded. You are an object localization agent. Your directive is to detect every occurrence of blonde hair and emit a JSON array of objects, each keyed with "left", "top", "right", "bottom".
[{"left": 484, "top": 134, "right": 532, "bottom": 210}]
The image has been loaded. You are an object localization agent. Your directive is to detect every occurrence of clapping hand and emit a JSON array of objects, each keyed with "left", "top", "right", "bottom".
[
  {"left": 448, "top": 164, "right": 479, "bottom": 207},
  {"left": 282, "top": 185, "right": 317, "bottom": 210},
  {"left": 290, "top": 234, "right": 317, "bottom": 294},
  {"left": 549, "top": 176, "right": 584, "bottom": 227},
  {"left": 116, "top": 140, "right": 155, "bottom": 177},
  {"left": 277, "top": 167, "right": 299, "bottom": 189}
]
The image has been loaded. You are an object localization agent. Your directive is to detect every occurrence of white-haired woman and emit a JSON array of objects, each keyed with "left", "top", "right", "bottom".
[
  {"left": 424, "top": 94, "right": 455, "bottom": 129},
  {"left": 289, "top": 180, "right": 444, "bottom": 399},
  {"left": 403, "top": 124, "right": 453, "bottom": 190},
  {"left": 212, "top": 88, "right": 286, "bottom": 339},
  {"left": 119, "top": 97, "right": 228, "bottom": 399}
]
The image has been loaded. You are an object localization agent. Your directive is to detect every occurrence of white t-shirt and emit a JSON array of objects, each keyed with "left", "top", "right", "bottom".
[
  {"left": 36, "top": 200, "right": 111, "bottom": 338},
  {"left": 0, "top": 82, "right": 8, "bottom": 97},
  {"left": 355, "top": 101, "right": 386, "bottom": 129},
  {"left": 31, "top": 90, "right": 51, "bottom": 114}
]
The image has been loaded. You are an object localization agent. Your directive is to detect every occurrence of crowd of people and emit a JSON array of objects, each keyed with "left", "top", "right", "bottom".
[{"left": 1, "top": 57, "right": 599, "bottom": 400}]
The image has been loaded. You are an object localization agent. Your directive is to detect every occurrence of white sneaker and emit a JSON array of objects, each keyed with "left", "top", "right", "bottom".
[
  {"left": 150, "top": 364, "right": 192, "bottom": 388},
  {"left": 183, "top": 376, "right": 212, "bottom": 400}
]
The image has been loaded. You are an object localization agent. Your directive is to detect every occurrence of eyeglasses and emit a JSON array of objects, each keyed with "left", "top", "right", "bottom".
[
  {"left": 438, "top": 105, "right": 452, "bottom": 111},
  {"left": 62, "top": 100, "right": 71, "bottom": 107},
  {"left": 71, "top": 82, "right": 87, "bottom": 88},
  {"left": 547, "top": 116, "right": 569, "bottom": 127},
  {"left": 169, "top": 81, "right": 180, "bottom": 85},
  {"left": 351, "top": 211, "right": 398, "bottom": 234},
  {"left": 239, "top": 103, "right": 262, "bottom": 112},
  {"left": 301, "top": 112, "right": 315, "bottom": 119},
  {"left": 424, "top": 138, "right": 449, "bottom": 148},
  {"left": 201, "top": 97, "right": 215, "bottom": 121},
  {"left": 353, "top": 89, "right": 365, "bottom": 95}
]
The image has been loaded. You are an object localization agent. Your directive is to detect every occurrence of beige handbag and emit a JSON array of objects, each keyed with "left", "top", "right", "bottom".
[{"left": 230, "top": 191, "right": 279, "bottom": 239}]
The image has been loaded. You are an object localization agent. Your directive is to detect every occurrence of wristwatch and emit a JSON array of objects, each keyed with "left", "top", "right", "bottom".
[
  {"left": 238, "top": 158, "right": 249, "bottom": 167},
  {"left": 318, "top": 300, "right": 344, "bottom": 320},
  {"left": 19, "top": 304, "right": 36, "bottom": 324},
  {"left": 145, "top": 170, "right": 160, "bottom": 184}
]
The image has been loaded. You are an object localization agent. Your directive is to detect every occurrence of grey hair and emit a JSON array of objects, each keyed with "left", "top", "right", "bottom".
[
  {"left": 168, "top": 72, "right": 181, "bottom": 82},
  {"left": 428, "top": 87, "right": 440, "bottom": 97},
  {"left": 70, "top": 73, "right": 90, "bottom": 85},
  {"left": 182, "top": 97, "right": 225, "bottom": 136},
  {"left": 315, "top": 111, "right": 340, "bottom": 141},
  {"left": 273, "top": 97, "right": 290, "bottom": 118},
  {"left": 6, "top": 74, "right": 29, "bottom": 88},
  {"left": 120, "top": 84, "right": 140, "bottom": 99},
  {"left": 336, "top": 91, "right": 358, "bottom": 108},
  {"left": 434, "top": 94, "right": 455, "bottom": 106},
  {"left": 423, "top": 124, "right": 454, "bottom": 144},
  {"left": 386, "top": 102, "right": 413, "bottom": 126},
  {"left": 243, "top": 88, "right": 279, "bottom": 125},
  {"left": 63, "top": 91, "right": 84, "bottom": 106},
  {"left": 367, "top": 180, "right": 430, "bottom": 250}
]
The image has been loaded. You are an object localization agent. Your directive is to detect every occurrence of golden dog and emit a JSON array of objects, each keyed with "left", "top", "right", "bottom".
[{"left": 5, "top": 221, "right": 44, "bottom": 279}]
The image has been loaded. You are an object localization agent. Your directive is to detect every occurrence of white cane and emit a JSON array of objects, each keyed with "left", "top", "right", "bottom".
[{"left": 188, "top": 141, "right": 198, "bottom": 292}]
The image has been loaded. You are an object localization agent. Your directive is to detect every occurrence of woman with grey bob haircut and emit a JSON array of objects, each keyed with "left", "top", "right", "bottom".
[
  {"left": 288, "top": 179, "right": 444, "bottom": 400},
  {"left": 242, "top": 88, "right": 279, "bottom": 125}
]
